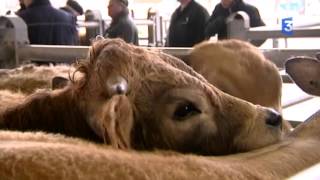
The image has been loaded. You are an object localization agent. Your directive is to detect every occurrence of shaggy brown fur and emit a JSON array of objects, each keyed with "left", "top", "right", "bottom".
[
  {"left": 0, "top": 110, "right": 319, "bottom": 180},
  {"left": 0, "top": 90, "right": 26, "bottom": 113},
  {"left": 0, "top": 87, "right": 102, "bottom": 141},
  {"left": 0, "top": 64, "right": 72, "bottom": 94},
  {"left": 0, "top": 65, "right": 69, "bottom": 113},
  {"left": 0, "top": 38, "right": 283, "bottom": 155}
]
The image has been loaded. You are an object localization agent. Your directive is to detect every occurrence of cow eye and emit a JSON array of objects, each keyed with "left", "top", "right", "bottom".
[{"left": 173, "top": 102, "right": 201, "bottom": 121}]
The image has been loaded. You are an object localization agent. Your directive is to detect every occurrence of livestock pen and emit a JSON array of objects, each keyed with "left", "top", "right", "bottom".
[
  {"left": 1, "top": 15, "right": 318, "bottom": 126},
  {"left": 1, "top": 15, "right": 320, "bottom": 179}
]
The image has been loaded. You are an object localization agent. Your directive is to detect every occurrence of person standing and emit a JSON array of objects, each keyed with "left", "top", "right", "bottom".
[
  {"left": 166, "top": 0, "right": 209, "bottom": 47},
  {"left": 16, "top": 0, "right": 26, "bottom": 14},
  {"left": 205, "top": 0, "right": 265, "bottom": 45},
  {"left": 60, "top": 0, "right": 84, "bottom": 45},
  {"left": 60, "top": 0, "right": 84, "bottom": 19},
  {"left": 17, "top": 0, "right": 77, "bottom": 45},
  {"left": 104, "top": 0, "right": 139, "bottom": 45}
]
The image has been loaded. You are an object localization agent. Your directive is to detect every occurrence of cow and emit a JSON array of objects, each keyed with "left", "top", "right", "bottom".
[{"left": 0, "top": 38, "right": 283, "bottom": 155}]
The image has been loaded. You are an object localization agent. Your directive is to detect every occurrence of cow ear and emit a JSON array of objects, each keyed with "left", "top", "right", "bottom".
[
  {"left": 52, "top": 76, "right": 69, "bottom": 90},
  {"left": 100, "top": 95, "right": 133, "bottom": 149},
  {"left": 285, "top": 57, "right": 320, "bottom": 96}
]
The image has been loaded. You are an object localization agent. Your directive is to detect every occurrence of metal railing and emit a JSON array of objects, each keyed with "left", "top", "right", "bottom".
[{"left": 227, "top": 11, "right": 320, "bottom": 48}]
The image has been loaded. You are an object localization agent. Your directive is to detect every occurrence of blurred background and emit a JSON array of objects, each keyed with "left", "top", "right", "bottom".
[
  {"left": 2, "top": 0, "right": 320, "bottom": 22},
  {"left": 1, "top": 0, "right": 320, "bottom": 48}
]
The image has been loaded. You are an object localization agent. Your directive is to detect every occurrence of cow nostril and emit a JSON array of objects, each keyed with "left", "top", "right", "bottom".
[{"left": 265, "top": 109, "right": 282, "bottom": 127}]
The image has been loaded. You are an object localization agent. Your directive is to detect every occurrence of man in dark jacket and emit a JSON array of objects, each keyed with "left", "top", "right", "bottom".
[
  {"left": 60, "top": 0, "right": 84, "bottom": 18},
  {"left": 166, "top": 0, "right": 209, "bottom": 47},
  {"left": 60, "top": 0, "right": 84, "bottom": 45},
  {"left": 17, "top": 0, "right": 77, "bottom": 45},
  {"left": 104, "top": 0, "right": 139, "bottom": 45},
  {"left": 205, "top": 0, "right": 265, "bottom": 43},
  {"left": 16, "top": 0, "right": 26, "bottom": 14}
]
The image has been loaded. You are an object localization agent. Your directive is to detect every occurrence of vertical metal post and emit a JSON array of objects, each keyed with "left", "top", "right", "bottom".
[
  {"left": 272, "top": 38, "right": 279, "bottom": 48},
  {"left": 154, "top": 15, "right": 164, "bottom": 47},
  {"left": 284, "top": 38, "right": 288, "bottom": 48},
  {"left": 0, "top": 15, "right": 29, "bottom": 68},
  {"left": 147, "top": 9, "right": 156, "bottom": 46},
  {"left": 83, "top": 10, "right": 104, "bottom": 46},
  {"left": 158, "top": 16, "right": 163, "bottom": 46}
]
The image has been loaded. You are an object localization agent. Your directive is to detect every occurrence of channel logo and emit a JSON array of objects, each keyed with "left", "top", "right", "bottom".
[{"left": 281, "top": 17, "right": 293, "bottom": 36}]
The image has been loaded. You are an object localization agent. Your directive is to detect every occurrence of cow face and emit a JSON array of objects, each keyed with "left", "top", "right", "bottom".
[{"left": 75, "top": 38, "right": 283, "bottom": 155}]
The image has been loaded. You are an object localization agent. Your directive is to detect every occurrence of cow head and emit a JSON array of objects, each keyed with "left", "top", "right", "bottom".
[{"left": 72, "top": 38, "right": 283, "bottom": 155}]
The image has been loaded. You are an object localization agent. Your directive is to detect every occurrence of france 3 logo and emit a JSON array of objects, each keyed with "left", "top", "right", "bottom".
[{"left": 281, "top": 17, "right": 293, "bottom": 36}]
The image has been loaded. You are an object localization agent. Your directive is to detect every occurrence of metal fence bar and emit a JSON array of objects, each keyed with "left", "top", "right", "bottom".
[
  {"left": 18, "top": 45, "right": 319, "bottom": 69},
  {"left": 282, "top": 95, "right": 313, "bottom": 109},
  {"left": 248, "top": 26, "right": 320, "bottom": 40},
  {"left": 17, "top": 45, "right": 319, "bottom": 86},
  {"left": 262, "top": 49, "right": 319, "bottom": 69},
  {"left": 19, "top": 45, "right": 89, "bottom": 63}
]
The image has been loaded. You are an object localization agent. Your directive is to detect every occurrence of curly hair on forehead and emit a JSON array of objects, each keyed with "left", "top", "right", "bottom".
[
  {"left": 70, "top": 38, "right": 213, "bottom": 92},
  {"left": 70, "top": 38, "right": 128, "bottom": 89}
]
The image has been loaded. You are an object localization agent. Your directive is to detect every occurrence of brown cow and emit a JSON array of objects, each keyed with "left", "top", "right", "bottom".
[
  {"left": 186, "top": 39, "right": 291, "bottom": 131},
  {"left": 0, "top": 110, "right": 319, "bottom": 179},
  {"left": 0, "top": 38, "right": 283, "bottom": 155}
]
